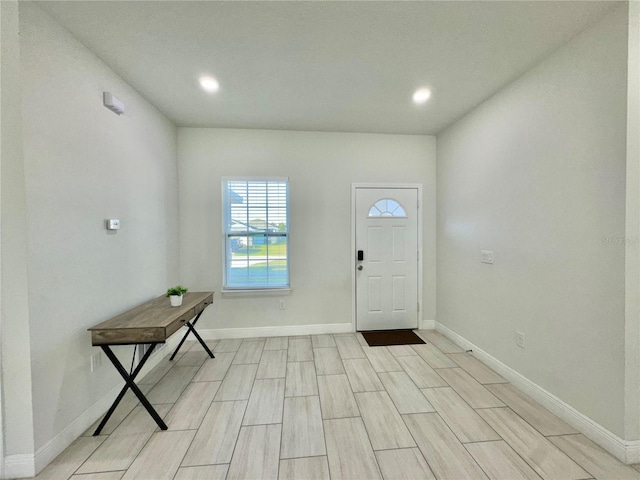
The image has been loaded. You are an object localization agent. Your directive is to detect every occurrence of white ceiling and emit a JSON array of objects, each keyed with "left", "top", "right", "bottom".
[{"left": 37, "top": 1, "right": 618, "bottom": 135}]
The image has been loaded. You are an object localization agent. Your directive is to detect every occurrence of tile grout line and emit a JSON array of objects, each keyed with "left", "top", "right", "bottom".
[
  {"left": 505, "top": 407, "right": 597, "bottom": 478},
  {"left": 460, "top": 439, "right": 498, "bottom": 480},
  {"left": 399, "top": 338, "right": 492, "bottom": 478},
  {"left": 51, "top": 333, "right": 636, "bottom": 480},
  {"left": 401, "top": 409, "right": 487, "bottom": 479},
  {"left": 462, "top": 409, "right": 545, "bottom": 480},
  {"left": 71, "top": 351, "right": 177, "bottom": 478},
  {"left": 224, "top": 350, "right": 260, "bottom": 477},
  {"left": 67, "top": 435, "right": 107, "bottom": 479}
]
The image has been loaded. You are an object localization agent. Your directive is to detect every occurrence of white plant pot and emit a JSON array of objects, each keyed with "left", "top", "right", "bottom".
[{"left": 170, "top": 295, "right": 183, "bottom": 307}]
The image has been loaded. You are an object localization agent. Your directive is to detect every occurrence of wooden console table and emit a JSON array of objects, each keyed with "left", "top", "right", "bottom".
[{"left": 88, "top": 291, "right": 214, "bottom": 435}]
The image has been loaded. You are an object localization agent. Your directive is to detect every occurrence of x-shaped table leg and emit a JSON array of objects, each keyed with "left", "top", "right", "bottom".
[
  {"left": 94, "top": 344, "right": 167, "bottom": 435},
  {"left": 169, "top": 310, "right": 215, "bottom": 361}
]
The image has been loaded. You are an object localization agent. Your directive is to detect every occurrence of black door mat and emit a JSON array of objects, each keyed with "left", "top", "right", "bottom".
[{"left": 360, "top": 329, "right": 425, "bottom": 347}]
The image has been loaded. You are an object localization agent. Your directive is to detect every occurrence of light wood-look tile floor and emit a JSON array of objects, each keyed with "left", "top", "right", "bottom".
[{"left": 32, "top": 331, "right": 640, "bottom": 480}]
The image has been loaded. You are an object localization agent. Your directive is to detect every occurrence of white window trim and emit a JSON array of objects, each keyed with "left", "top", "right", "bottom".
[
  {"left": 221, "top": 288, "right": 292, "bottom": 297},
  {"left": 221, "top": 176, "right": 290, "bottom": 291}
]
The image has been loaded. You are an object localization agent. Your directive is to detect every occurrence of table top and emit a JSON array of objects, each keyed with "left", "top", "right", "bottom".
[{"left": 89, "top": 292, "right": 214, "bottom": 345}]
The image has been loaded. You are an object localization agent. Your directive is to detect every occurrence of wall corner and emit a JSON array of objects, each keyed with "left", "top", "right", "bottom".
[
  {"left": 625, "top": 0, "right": 640, "bottom": 446},
  {"left": 1, "top": 1, "right": 37, "bottom": 477}
]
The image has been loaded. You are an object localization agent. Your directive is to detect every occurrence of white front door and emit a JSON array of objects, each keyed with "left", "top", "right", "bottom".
[{"left": 355, "top": 187, "right": 419, "bottom": 331}]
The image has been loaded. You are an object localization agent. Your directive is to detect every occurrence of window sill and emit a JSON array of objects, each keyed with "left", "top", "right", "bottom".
[{"left": 221, "top": 288, "right": 291, "bottom": 298}]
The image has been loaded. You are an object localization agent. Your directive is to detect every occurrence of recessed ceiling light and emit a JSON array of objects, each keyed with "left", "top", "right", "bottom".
[
  {"left": 413, "top": 88, "right": 431, "bottom": 104},
  {"left": 199, "top": 76, "right": 220, "bottom": 93}
]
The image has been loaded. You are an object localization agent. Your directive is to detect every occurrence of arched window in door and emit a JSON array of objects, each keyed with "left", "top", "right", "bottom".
[{"left": 368, "top": 198, "right": 407, "bottom": 218}]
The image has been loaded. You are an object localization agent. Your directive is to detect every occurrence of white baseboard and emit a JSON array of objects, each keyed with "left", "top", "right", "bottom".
[
  {"left": 23, "top": 334, "right": 184, "bottom": 479},
  {"left": 4, "top": 454, "right": 34, "bottom": 479},
  {"left": 32, "top": 383, "right": 121, "bottom": 475},
  {"left": 420, "top": 319, "right": 435, "bottom": 330},
  {"left": 435, "top": 322, "right": 639, "bottom": 464},
  {"left": 17, "top": 323, "right": 351, "bottom": 478},
  {"left": 628, "top": 442, "right": 640, "bottom": 464},
  {"left": 196, "top": 322, "right": 353, "bottom": 340}
]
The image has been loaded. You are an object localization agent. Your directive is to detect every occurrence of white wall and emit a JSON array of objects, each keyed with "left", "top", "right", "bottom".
[
  {"left": 624, "top": 0, "right": 640, "bottom": 448},
  {"left": 0, "top": 0, "right": 36, "bottom": 469},
  {"left": 178, "top": 128, "right": 436, "bottom": 332},
  {"left": 18, "top": 3, "right": 179, "bottom": 455},
  {"left": 437, "top": 4, "right": 628, "bottom": 438}
]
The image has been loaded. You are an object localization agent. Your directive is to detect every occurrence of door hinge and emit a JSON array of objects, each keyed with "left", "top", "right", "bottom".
[{"left": 417, "top": 302, "right": 420, "bottom": 312}]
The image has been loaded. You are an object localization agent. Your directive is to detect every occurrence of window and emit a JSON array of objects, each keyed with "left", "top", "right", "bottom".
[
  {"left": 368, "top": 198, "right": 407, "bottom": 218},
  {"left": 222, "top": 178, "right": 289, "bottom": 289}
]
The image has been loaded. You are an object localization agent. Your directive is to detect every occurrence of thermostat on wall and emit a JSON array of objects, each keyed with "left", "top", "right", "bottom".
[{"left": 106, "top": 219, "right": 120, "bottom": 230}]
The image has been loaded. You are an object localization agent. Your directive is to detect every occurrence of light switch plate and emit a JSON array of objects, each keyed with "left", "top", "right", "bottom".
[
  {"left": 481, "top": 250, "right": 494, "bottom": 264},
  {"left": 106, "top": 219, "right": 120, "bottom": 230}
]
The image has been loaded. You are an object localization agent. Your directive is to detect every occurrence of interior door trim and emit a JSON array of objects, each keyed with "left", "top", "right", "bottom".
[{"left": 351, "top": 183, "right": 423, "bottom": 332}]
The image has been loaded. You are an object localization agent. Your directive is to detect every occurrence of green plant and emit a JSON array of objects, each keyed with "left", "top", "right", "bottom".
[{"left": 166, "top": 285, "right": 188, "bottom": 297}]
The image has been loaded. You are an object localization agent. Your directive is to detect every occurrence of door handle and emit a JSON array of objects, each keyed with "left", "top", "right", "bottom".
[{"left": 357, "top": 265, "right": 363, "bottom": 271}]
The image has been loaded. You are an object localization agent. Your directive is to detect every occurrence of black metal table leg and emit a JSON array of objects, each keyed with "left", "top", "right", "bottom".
[
  {"left": 95, "top": 345, "right": 167, "bottom": 435},
  {"left": 93, "top": 343, "right": 156, "bottom": 435},
  {"left": 170, "top": 310, "right": 215, "bottom": 360},
  {"left": 185, "top": 321, "right": 215, "bottom": 358}
]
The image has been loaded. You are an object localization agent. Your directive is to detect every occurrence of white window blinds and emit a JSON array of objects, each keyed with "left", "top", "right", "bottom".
[{"left": 222, "top": 178, "right": 289, "bottom": 289}]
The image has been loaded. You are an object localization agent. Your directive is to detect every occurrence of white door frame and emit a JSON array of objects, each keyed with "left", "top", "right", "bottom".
[{"left": 351, "top": 183, "right": 423, "bottom": 332}]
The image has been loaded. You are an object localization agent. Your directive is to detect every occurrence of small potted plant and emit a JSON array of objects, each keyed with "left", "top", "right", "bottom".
[{"left": 166, "top": 285, "right": 188, "bottom": 307}]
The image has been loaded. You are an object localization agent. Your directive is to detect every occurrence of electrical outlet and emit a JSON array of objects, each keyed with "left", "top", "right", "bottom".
[
  {"left": 90, "top": 352, "right": 102, "bottom": 372},
  {"left": 481, "top": 250, "right": 494, "bottom": 264},
  {"left": 516, "top": 331, "right": 525, "bottom": 349},
  {"left": 279, "top": 299, "right": 286, "bottom": 310}
]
